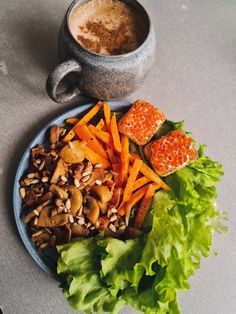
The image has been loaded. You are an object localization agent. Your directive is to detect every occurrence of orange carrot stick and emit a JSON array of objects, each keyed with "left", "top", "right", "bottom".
[
  {"left": 118, "top": 158, "right": 142, "bottom": 215},
  {"left": 106, "top": 147, "right": 118, "bottom": 163},
  {"left": 133, "top": 184, "right": 156, "bottom": 229},
  {"left": 129, "top": 152, "right": 141, "bottom": 163},
  {"left": 125, "top": 185, "right": 149, "bottom": 225},
  {"left": 95, "top": 118, "right": 105, "bottom": 130},
  {"left": 63, "top": 101, "right": 103, "bottom": 143},
  {"left": 139, "top": 162, "right": 170, "bottom": 191},
  {"left": 74, "top": 124, "right": 108, "bottom": 159},
  {"left": 103, "top": 103, "right": 111, "bottom": 130},
  {"left": 88, "top": 124, "right": 112, "bottom": 145},
  {"left": 120, "top": 135, "right": 129, "bottom": 186},
  {"left": 110, "top": 113, "right": 122, "bottom": 153},
  {"left": 133, "top": 176, "right": 150, "bottom": 191}
]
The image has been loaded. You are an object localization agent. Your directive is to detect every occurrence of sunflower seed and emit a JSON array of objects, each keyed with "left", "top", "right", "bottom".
[
  {"left": 95, "top": 179, "right": 102, "bottom": 185},
  {"left": 90, "top": 226, "right": 95, "bottom": 230},
  {"left": 41, "top": 176, "right": 49, "bottom": 183},
  {"left": 69, "top": 215, "right": 74, "bottom": 223},
  {"left": 109, "top": 224, "right": 116, "bottom": 233},
  {"left": 33, "top": 209, "right": 40, "bottom": 216},
  {"left": 81, "top": 175, "right": 90, "bottom": 183},
  {"left": 34, "top": 217, "right": 38, "bottom": 225},
  {"left": 110, "top": 214, "right": 117, "bottom": 222},
  {"left": 74, "top": 178, "right": 80, "bottom": 187},
  {"left": 19, "top": 187, "right": 26, "bottom": 198},
  {"left": 27, "top": 173, "right": 35, "bottom": 179}
]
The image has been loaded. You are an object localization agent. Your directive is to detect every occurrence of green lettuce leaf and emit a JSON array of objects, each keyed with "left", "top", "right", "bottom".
[{"left": 57, "top": 129, "right": 226, "bottom": 314}]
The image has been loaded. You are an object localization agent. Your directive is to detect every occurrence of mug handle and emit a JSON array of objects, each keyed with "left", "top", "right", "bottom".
[{"left": 46, "top": 59, "right": 82, "bottom": 103}]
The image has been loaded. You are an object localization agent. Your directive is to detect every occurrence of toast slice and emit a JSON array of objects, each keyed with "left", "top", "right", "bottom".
[
  {"left": 118, "top": 99, "right": 165, "bottom": 145},
  {"left": 144, "top": 130, "right": 197, "bottom": 176}
]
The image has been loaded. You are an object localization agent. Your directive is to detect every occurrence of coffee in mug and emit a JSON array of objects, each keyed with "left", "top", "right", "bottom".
[{"left": 68, "top": 0, "right": 148, "bottom": 55}]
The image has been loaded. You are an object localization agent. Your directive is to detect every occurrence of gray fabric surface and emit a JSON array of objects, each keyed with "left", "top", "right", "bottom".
[{"left": 0, "top": 0, "right": 236, "bottom": 313}]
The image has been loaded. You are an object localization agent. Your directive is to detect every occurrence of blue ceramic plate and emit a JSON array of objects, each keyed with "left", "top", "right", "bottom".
[{"left": 13, "top": 100, "right": 129, "bottom": 279}]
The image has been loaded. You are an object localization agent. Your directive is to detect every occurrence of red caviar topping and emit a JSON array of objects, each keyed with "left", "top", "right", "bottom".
[
  {"left": 149, "top": 130, "right": 197, "bottom": 176},
  {"left": 118, "top": 100, "right": 165, "bottom": 145}
]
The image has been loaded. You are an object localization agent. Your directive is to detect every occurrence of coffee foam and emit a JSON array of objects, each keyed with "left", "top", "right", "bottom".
[{"left": 68, "top": 0, "right": 148, "bottom": 55}]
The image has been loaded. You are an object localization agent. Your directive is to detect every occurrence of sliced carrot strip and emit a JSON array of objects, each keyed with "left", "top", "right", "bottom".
[
  {"left": 82, "top": 145, "right": 110, "bottom": 169},
  {"left": 139, "top": 162, "right": 170, "bottom": 191},
  {"left": 95, "top": 118, "right": 105, "bottom": 130},
  {"left": 120, "top": 135, "right": 129, "bottom": 186},
  {"left": 110, "top": 113, "right": 122, "bottom": 153},
  {"left": 74, "top": 124, "right": 108, "bottom": 159},
  {"left": 125, "top": 185, "right": 149, "bottom": 225},
  {"left": 133, "top": 184, "right": 156, "bottom": 229},
  {"left": 118, "top": 159, "right": 142, "bottom": 215},
  {"left": 133, "top": 176, "right": 150, "bottom": 191},
  {"left": 88, "top": 125, "right": 112, "bottom": 145},
  {"left": 63, "top": 101, "right": 103, "bottom": 143},
  {"left": 65, "top": 117, "right": 79, "bottom": 125},
  {"left": 129, "top": 152, "right": 141, "bottom": 163},
  {"left": 106, "top": 147, "right": 118, "bottom": 163},
  {"left": 103, "top": 103, "right": 111, "bottom": 130}
]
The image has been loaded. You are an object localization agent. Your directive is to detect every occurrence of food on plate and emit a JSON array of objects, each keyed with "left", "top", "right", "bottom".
[
  {"left": 144, "top": 129, "right": 197, "bottom": 176},
  {"left": 118, "top": 99, "right": 165, "bottom": 145},
  {"left": 19, "top": 100, "right": 226, "bottom": 313}
]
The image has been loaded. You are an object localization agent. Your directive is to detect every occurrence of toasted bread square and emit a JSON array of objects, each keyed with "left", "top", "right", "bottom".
[
  {"left": 118, "top": 100, "right": 165, "bottom": 145},
  {"left": 144, "top": 130, "right": 197, "bottom": 176}
]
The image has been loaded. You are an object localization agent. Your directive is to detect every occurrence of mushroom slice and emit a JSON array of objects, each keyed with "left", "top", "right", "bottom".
[
  {"left": 38, "top": 192, "right": 53, "bottom": 204},
  {"left": 70, "top": 224, "right": 90, "bottom": 237},
  {"left": 90, "top": 185, "right": 112, "bottom": 204},
  {"left": 38, "top": 206, "right": 69, "bottom": 227},
  {"left": 50, "top": 125, "right": 60, "bottom": 144},
  {"left": 51, "top": 159, "right": 68, "bottom": 184},
  {"left": 59, "top": 141, "right": 85, "bottom": 164},
  {"left": 67, "top": 185, "right": 83, "bottom": 215},
  {"left": 32, "top": 231, "right": 51, "bottom": 243},
  {"left": 84, "top": 196, "right": 100, "bottom": 225},
  {"left": 49, "top": 184, "right": 68, "bottom": 201}
]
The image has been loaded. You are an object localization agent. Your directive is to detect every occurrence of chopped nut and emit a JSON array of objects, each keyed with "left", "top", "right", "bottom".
[
  {"left": 61, "top": 175, "right": 68, "bottom": 182},
  {"left": 109, "top": 223, "right": 116, "bottom": 233},
  {"left": 81, "top": 175, "right": 90, "bottom": 183},
  {"left": 34, "top": 217, "right": 39, "bottom": 225},
  {"left": 19, "top": 187, "right": 26, "bottom": 199},
  {"left": 111, "top": 208, "right": 117, "bottom": 214},
  {"left": 69, "top": 214, "right": 74, "bottom": 223},
  {"left": 74, "top": 178, "right": 80, "bottom": 187},
  {"left": 95, "top": 179, "right": 102, "bottom": 185},
  {"left": 95, "top": 221, "right": 100, "bottom": 229},
  {"left": 38, "top": 242, "right": 49, "bottom": 251},
  {"left": 86, "top": 222, "right": 91, "bottom": 228},
  {"left": 32, "top": 230, "right": 44, "bottom": 237},
  {"left": 41, "top": 177, "right": 49, "bottom": 183},
  {"left": 27, "top": 173, "right": 35, "bottom": 179},
  {"left": 78, "top": 217, "right": 85, "bottom": 225},
  {"left": 82, "top": 170, "right": 92, "bottom": 177},
  {"left": 65, "top": 199, "right": 71, "bottom": 210},
  {"left": 36, "top": 159, "right": 41, "bottom": 164},
  {"left": 33, "top": 209, "right": 40, "bottom": 216},
  {"left": 119, "top": 225, "right": 126, "bottom": 231},
  {"left": 110, "top": 214, "right": 117, "bottom": 222}
]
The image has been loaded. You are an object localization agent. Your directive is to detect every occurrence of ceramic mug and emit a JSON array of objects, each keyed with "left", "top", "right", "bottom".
[{"left": 46, "top": 0, "right": 156, "bottom": 103}]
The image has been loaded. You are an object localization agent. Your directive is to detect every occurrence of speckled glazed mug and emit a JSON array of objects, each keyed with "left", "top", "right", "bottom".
[{"left": 46, "top": 0, "right": 156, "bottom": 103}]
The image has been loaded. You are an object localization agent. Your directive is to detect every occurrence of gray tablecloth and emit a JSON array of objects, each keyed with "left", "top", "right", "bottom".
[{"left": 0, "top": 0, "right": 236, "bottom": 313}]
